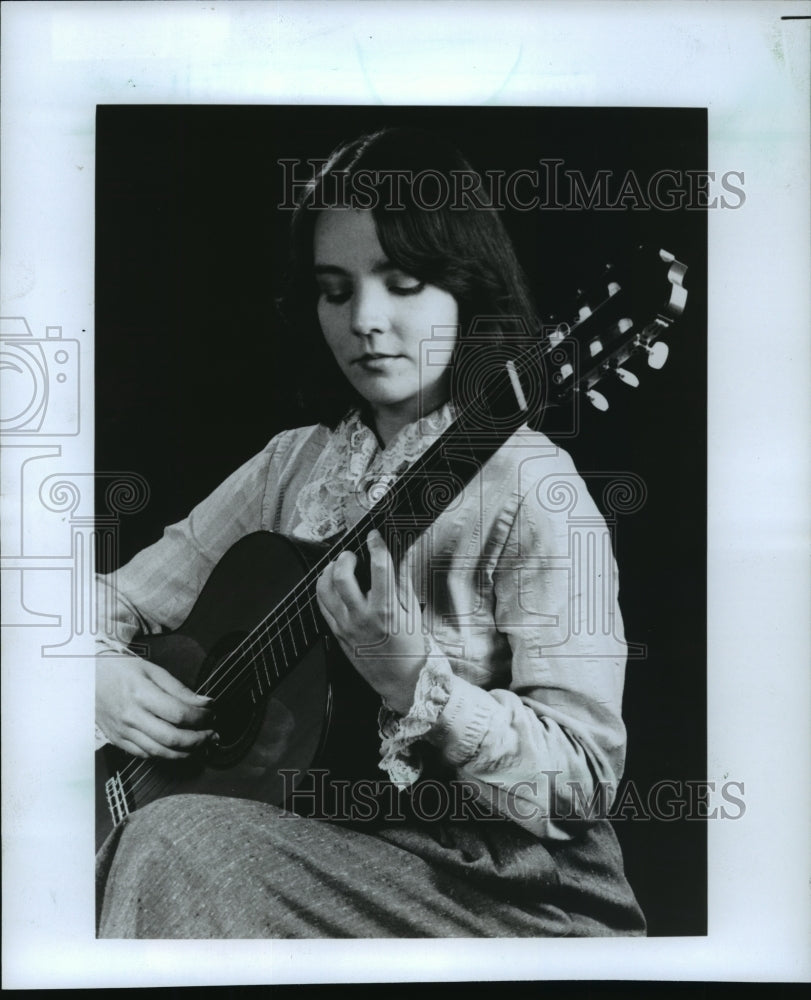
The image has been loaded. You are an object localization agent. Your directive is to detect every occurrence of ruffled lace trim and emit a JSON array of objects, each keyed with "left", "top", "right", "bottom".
[
  {"left": 292, "top": 403, "right": 456, "bottom": 542},
  {"left": 377, "top": 638, "right": 454, "bottom": 786},
  {"left": 290, "top": 403, "right": 458, "bottom": 783}
]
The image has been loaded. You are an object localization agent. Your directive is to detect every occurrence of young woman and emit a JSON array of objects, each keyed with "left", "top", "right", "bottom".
[{"left": 95, "top": 127, "right": 645, "bottom": 938}]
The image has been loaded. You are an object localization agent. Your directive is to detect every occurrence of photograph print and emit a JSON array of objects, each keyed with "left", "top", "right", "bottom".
[{"left": 93, "top": 104, "right": 709, "bottom": 939}]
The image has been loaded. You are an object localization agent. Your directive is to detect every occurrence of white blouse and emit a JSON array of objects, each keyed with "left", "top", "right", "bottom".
[{"left": 97, "top": 403, "right": 630, "bottom": 840}]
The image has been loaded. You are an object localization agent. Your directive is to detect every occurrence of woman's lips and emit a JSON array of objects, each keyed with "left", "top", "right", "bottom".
[{"left": 353, "top": 354, "right": 403, "bottom": 370}]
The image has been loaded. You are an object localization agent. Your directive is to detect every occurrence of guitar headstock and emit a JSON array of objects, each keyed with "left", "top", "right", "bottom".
[{"left": 544, "top": 247, "right": 688, "bottom": 412}]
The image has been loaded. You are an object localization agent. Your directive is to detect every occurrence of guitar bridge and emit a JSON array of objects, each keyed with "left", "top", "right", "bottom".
[{"left": 105, "top": 771, "right": 130, "bottom": 828}]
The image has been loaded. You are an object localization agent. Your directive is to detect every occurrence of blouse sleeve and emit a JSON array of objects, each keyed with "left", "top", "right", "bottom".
[
  {"left": 95, "top": 430, "right": 300, "bottom": 651},
  {"left": 380, "top": 465, "right": 629, "bottom": 841}
]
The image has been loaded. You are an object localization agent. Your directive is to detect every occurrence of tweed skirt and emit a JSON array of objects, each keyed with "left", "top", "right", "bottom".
[{"left": 96, "top": 792, "right": 645, "bottom": 939}]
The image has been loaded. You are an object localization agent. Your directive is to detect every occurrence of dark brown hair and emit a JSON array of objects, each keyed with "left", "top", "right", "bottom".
[{"left": 278, "top": 127, "right": 539, "bottom": 427}]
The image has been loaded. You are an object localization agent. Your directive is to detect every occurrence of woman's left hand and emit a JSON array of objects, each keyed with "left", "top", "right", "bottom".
[{"left": 315, "top": 529, "right": 427, "bottom": 715}]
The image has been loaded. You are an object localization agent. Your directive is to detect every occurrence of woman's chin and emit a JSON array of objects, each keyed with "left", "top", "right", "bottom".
[{"left": 350, "top": 378, "right": 417, "bottom": 410}]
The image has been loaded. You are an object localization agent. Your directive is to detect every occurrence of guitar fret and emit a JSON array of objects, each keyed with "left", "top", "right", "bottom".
[
  {"left": 280, "top": 619, "right": 301, "bottom": 670},
  {"left": 242, "top": 635, "right": 267, "bottom": 697},
  {"left": 257, "top": 644, "right": 271, "bottom": 687},
  {"left": 290, "top": 593, "right": 311, "bottom": 653},
  {"left": 306, "top": 595, "right": 321, "bottom": 636},
  {"left": 286, "top": 611, "right": 299, "bottom": 659},
  {"left": 254, "top": 654, "right": 265, "bottom": 696},
  {"left": 269, "top": 631, "right": 291, "bottom": 672},
  {"left": 265, "top": 633, "right": 282, "bottom": 680},
  {"left": 399, "top": 483, "right": 419, "bottom": 533}
]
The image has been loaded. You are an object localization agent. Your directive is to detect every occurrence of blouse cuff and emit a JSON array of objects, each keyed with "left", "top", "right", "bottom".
[
  {"left": 96, "top": 634, "right": 137, "bottom": 657},
  {"left": 424, "top": 672, "right": 494, "bottom": 766},
  {"left": 378, "top": 635, "right": 454, "bottom": 786}
]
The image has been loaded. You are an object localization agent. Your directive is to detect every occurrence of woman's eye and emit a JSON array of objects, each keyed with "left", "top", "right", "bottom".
[
  {"left": 316, "top": 275, "right": 424, "bottom": 303},
  {"left": 318, "top": 287, "right": 351, "bottom": 304},
  {"left": 388, "top": 279, "right": 425, "bottom": 296}
]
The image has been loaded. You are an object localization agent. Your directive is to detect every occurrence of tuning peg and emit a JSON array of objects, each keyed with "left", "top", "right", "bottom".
[
  {"left": 615, "top": 367, "right": 640, "bottom": 388},
  {"left": 645, "top": 342, "right": 670, "bottom": 370},
  {"left": 586, "top": 389, "right": 609, "bottom": 411}
]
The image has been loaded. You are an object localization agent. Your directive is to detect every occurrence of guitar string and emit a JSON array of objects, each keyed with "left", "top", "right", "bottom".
[
  {"left": 108, "top": 437, "right": 480, "bottom": 809},
  {"left": 106, "top": 278, "right": 650, "bottom": 808},
  {"left": 109, "top": 402, "right": 519, "bottom": 806},
  {"left": 108, "top": 344, "right": 547, "bottom": 803}
]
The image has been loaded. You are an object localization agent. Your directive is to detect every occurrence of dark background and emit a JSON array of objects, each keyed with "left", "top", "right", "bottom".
[{"left": 96, "top": 105, "right": 707, "bottom": 936}]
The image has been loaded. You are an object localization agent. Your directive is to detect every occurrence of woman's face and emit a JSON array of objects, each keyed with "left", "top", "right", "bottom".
[{"left": 313, "top": 208, "right": 458, "bottom": 442}]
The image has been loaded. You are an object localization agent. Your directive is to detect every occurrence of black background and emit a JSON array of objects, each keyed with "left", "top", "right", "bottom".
[{"left": 96, "top": 105, "right": 707, "bottom": 936}]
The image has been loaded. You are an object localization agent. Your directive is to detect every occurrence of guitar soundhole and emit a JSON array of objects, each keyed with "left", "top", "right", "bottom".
[{"left": 198, "top": 632, "right": 267, "bottom": 769}]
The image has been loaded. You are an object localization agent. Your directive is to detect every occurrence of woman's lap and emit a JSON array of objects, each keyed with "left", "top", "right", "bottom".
[{"left": 96, "top": 793, "right": 644, "bottom": 939}]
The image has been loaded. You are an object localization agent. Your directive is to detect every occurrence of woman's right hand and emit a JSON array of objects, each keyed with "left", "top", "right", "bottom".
[{"left": 96, "top": 656, "right": 216, "bottom": 759}]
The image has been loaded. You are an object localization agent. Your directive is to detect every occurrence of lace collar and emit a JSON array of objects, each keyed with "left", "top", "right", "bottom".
[{"left": 292, "top": 402, "right": 457, "bottom": 542}]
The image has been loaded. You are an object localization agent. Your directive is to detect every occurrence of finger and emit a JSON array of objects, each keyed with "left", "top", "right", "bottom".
[
  {"left": 115, "top": 736, "right": 152, "bottom": 758},
  {"left": 119, "top": 729, "right": 199, "bottom": 761},
  {"left": 124, "top": 709, "right": 216, "bottom": 753},
  {"left": 367, "top": 529, "right": 398, "bottom": 611},
  {"left": 143, "top": 660, "right": 212, "bottom": 706},
  {"left": 316, "top": 565, "right": 350, "bottom": 639},
  {"left": 395, "top": 555, "right": 420, "bottom": 615},
  {"left": 316, "top": 562, "right": 342, "bottom": 618},
  {"left": 137, "top": 678, "right": 213, "bottom": 729},
  {"left": 369, "top": 531, "right": 420, "bottom": 622},
  {"left": 316, "top": 588, "right": 341, "bottom": 638},
  {"left": 329, "top": 551, "right": 365, "bottom": 610}
]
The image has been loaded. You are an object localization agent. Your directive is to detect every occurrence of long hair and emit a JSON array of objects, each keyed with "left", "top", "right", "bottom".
[{"left": 278, "top": 127, "right": 539, "bottom": 427}]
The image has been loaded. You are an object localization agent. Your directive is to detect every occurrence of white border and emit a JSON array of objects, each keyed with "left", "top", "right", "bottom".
[{"left": 2, "top": 0, "right": 809, "bottom": 987}]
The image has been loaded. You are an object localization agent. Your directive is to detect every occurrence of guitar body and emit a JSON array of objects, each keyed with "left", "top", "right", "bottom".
[{"left": 95, "top": 531, "right": 383, "bottom": 850}]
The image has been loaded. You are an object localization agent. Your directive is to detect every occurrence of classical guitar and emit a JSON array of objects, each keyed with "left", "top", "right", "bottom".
[{"left": 96, "top": 247, "right": 688, "bottom": 849}]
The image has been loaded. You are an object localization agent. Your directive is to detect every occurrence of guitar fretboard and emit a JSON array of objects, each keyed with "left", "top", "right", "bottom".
[{"left": 202, "top": 346, "right": 544, "bottom": 705}]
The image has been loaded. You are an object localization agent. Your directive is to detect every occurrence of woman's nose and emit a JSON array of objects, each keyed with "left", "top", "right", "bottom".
[{"left": 351, "top": 283, "right": 389, "bottom": 337}]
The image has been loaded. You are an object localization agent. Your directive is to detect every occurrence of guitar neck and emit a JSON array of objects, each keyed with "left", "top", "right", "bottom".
[
  {"left": 242, "top": 355, "right": 538, "bottom": 692},
  {"left": 200, "top": 246, "right": 688, "bottom": 698}
]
